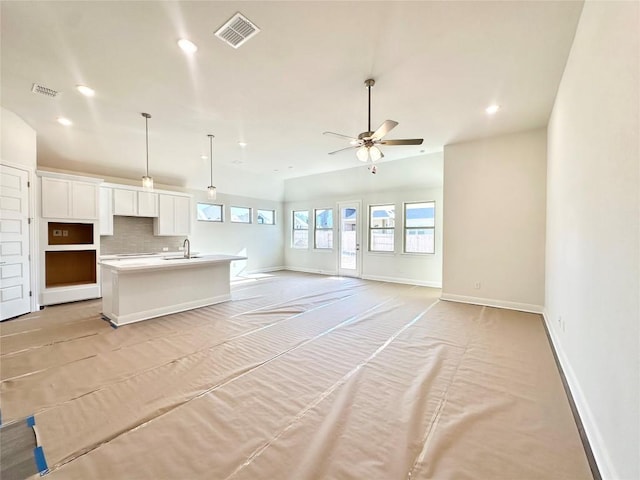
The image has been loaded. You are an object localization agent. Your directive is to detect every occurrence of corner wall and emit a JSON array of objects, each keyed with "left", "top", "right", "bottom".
[
  {"left": 442, "top": 129, "right": 547, "bottom": 312},
  {"left": 545, "top": 1, "right": 639, "bottom": 478},
  {"left": 1, "top": 107, "right": 36, "bottom": 168}
]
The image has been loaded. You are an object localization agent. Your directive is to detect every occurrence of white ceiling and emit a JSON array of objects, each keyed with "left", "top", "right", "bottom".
[{"left": 1, "top": 1, "right": 583, "bottom": 188}]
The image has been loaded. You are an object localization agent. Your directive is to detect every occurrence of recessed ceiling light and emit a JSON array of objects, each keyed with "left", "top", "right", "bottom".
[
  {"left": 76, "top": 85, "right": 95, "bottom": 97},
  {"left": 57, "top": 117, "right": 72, "bottom": 126},
  {"left": 485, "top": 104, "right": 500, "bottom": 115},
  {"left": 178, "top": 38, "right": 198, "bottom": 54},
  {"left": 201, "top": 155, "right": 208, "bottom": 160},
  {"left": 238, "top": 142, "right": 248, "bottom": 147}
]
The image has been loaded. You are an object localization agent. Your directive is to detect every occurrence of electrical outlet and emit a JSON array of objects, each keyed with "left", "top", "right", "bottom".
[
  {"left": 53, "top": 229, "right": 62, "bottom": 237},
  {"left": 62, "top": 230, "right": 68, "bottom": 237},
  {"left": 178, "top": 246, "right": 184, "bottom": 251},
  {"left": 474, "top": 281, "right": 481, "bottom": 289},
  {"left": 162, "top": 247, "right": 169, "bottom": 252}
]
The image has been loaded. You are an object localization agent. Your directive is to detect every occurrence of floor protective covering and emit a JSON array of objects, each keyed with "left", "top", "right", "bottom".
[{"left": 0, "top": 272, "right": 592, "bottom": 479}]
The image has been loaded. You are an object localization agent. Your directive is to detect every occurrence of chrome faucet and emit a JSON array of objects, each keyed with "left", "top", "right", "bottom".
[{"left": 183, "top": 238, "right": 191, "bottom": 259}]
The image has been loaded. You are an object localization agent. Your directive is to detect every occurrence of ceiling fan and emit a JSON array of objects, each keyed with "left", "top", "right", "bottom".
[{"left": 323, "top": 78, "right": 423, "bottom": 167}]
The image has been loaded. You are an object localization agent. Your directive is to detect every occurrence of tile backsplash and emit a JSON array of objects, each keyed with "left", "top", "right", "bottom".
[{"left": 100, "top": 216, "right": 186, "bottom": 254}]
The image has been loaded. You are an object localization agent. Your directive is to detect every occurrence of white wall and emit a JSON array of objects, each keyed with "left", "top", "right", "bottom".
[
  {"left": 545, "top": 2, "right": 639, "bottom": 478},
  {"left": 1, "top": 107, "right": 36, "bottom": 168},
  {"left": 442, "top": 129, "right": 547, "bottom": 312},
  {"left": 189, "top": 189, "right": 284, "bottom": 276},
  {"left": 284, "top": 154, "right": 443, "bottom": 287}
]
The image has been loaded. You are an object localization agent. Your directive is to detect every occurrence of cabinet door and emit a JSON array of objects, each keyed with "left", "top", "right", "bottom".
[
  {"left": 137, "top": 191, "right": 158, "bottom": 217},
  {"left": 155, "top": 194, "right": 176, "bottom": 235},
  {"left": 72, "top": 182, "right": 98, "bottom": 219},
  {"left": 113, "top": 189, "right": 137, "bottom": 216},
  {"left": 173, "top": 196, "right": 191, "bottom": 235},
  {"left": 99, "top": 187, "right": 113, "bottom": 236},
  {"left": 41, "top": 177, "right": 71, "bottom": 218}
]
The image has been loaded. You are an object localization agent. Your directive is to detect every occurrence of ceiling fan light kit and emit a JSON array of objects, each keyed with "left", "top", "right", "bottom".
[{"left": 324, "top": 78, "right": 423, "bottom": 173}]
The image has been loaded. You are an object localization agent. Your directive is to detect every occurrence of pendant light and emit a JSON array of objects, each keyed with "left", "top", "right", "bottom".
[
  {"left": 207, "top": 134, "right": 217, "bottom": 199},
  {"left": 141, "top": 113, "right": 153, "bottom": 189}
]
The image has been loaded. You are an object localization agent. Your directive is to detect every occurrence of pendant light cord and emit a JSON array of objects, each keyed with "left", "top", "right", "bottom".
[
  {"left": 208, "top": 134, "right": 214, "bottom": 185},
  {"left": 367, "top": 83, "right": 371, "bottom": 134}
]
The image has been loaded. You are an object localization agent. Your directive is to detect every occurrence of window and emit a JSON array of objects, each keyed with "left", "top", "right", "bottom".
[
  {"left": 292, "top": 210, "right": 309, "bottom": 248},
  {"left": 314, "top": 208, "right": 333, "bottom": 249},
  {"left": 230, "top": 206, "right": 251, "bottom": 223},
  {"left": 257, "top": 209, "right": 275, "bottom": 225},
  {"left": 404, "top": 201, "right": 435, "bottom": 254},
  {"left": 369, "top": 204, "right": 395, "bottom": 252},
  {"left": 196, "top": 203, "right": 223, "bottom": 222}
]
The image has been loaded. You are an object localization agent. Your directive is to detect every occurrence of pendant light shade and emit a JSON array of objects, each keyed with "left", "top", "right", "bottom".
[
  {"left": 207, "top": 134, "right": 216, "bottom": 199},
  {"left": 141, "top": 113, "right": 153, "bottom": 189}
]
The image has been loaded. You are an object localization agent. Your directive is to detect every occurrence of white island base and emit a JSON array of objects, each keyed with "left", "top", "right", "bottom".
[{"left": 101, "top": 255, "right": 245, "bottom": 326}]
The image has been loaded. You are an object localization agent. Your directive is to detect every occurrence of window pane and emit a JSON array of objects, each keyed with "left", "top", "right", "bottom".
[
  {"left": 293, "top": 210, "right": 309, "bottom": 229},
  {"left": 315, "top": 230, "right": 333, "bottom": 249},
  {"left": 257, "top": 209, "right": 275, "bottom": 225},
  {"left": 230, "top": 206, "right": 251, "bottom": 223},
  {"left": 293, "top": 230, "right": 309, "bottom": 249},
  {"left": 370, "top": 228, "right": 395, "bottom": 252},
  {"left": 405, "top": 202, "right": 435, "bottom": 227},
  {"left": 370, "top": 205, "right": 395, "bottom": 228},
  {"left": 315, "top": 209, "right": 333, "bottom": 228},
  {"left": 196, "top": 203, "right": 223, "bottom": 222},
  {"left": 405, "top": 228, "right": 435, "bottom": 254},
  {"left": 292, "top": 210, "right": 309, "bottom": 249}
]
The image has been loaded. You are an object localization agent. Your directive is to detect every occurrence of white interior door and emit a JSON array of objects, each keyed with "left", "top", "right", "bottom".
[
  {"left": 338, "top": 201, "right": 361, "bottom": 277},
  {"left": 0, "top": 165, "right": 31, "bottom": 321}
]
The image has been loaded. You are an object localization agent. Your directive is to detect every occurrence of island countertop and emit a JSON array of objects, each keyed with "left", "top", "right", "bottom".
[{"left": 100, "top": 254, "right": 246, "bottom": 272}]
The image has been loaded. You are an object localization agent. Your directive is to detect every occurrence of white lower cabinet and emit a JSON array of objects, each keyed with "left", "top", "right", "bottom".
[{"left": 154, "top": 194, "right": 191, "bottom": 236}]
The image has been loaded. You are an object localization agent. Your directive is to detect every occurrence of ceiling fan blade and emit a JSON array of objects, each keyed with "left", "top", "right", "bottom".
[
  {"left": 372, "top": 120, "right": 398, "bottom": 140},
  {"left": 328, "top": 145, "right": 359, "bottom": 155},
  {"left": 323, "top": 131, "right": 359, "bottom": 142},
  {"left": 379, "top": 138, "right": 424, "bottom": 146}
]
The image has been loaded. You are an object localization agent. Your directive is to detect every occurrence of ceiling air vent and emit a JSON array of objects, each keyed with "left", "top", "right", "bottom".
[
  {"left": 214, "top": 13, "right": 260, "bottom": 49},
  {"left": 31, "top": 83, "right": 59, "bottom": 98}
]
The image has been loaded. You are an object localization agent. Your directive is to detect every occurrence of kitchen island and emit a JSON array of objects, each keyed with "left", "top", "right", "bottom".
[{"left": 100, "top": 254, "right": 246, "bottom": 326}]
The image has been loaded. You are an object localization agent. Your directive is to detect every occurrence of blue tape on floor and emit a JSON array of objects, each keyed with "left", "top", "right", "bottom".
[
  {"left": 33, "top": 446, "right": 49, "bottom": 475},
  {"left": 0, "top": 407, "right": 3, "bottom": 425},
  {"left": 110, "top": 322, "right": 118, "bottom": 329},
  {"left": 26, "top": 415, "right": 35, "bottom": 428}
]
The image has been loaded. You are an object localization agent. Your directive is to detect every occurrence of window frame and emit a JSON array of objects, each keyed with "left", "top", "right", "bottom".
[
  {"left": 292, "top": 209, "right": 310, "bottom": 249},
  {"left": 257, "top": 209, "right": 276, "bottom": 225},
  {"left": 196, "top": 202, "right": 224, "bottom": 222},
  {"left": 403, "top": 201, "right": 436, "bottom": 254},
  {"left": 230, "top": 206, "right": 252, "bottom": 224},
  {"left": 368, "top": 204, "right": 396, "bottom": 253},
  {"left": 313, "top": 208, "right": 334, "bottom": 250}
]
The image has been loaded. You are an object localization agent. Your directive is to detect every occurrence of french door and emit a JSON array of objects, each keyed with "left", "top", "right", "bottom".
[{"left": 338, "top": 201, "right": 361, "bottom": 277}]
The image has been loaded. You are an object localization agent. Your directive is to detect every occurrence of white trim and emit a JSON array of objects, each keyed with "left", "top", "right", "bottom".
[
  {"left": 107, "top": 294, "right": 231, "bottom": 326},
  {"left": 542, "top": 312, "right": 617, "bottom": 480},
  {"left": 440, "top": 293, "right": 543, "bottom": 314},
  {"left": 285, "top": 266, "right": 337, "bottom": 276},
  {"left": 0, "top": 161, "right": 39, "bottom": 313},
  {"left": 36, "top": 169, "right": 103, "bottom": 184},
  {"left": 245, "top": 266, "right": 285, "bottom": 274},
  {"left": 362, "top": 274, "right": 441, "bottom": 288}
]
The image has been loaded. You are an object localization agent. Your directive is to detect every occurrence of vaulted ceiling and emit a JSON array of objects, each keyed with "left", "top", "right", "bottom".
[{"left": 1, "top": 1, "right": 583, "bottom": 188}]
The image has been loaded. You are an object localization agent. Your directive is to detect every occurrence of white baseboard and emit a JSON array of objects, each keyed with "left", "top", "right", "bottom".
[
  {"left": 245, "top": 266, "right": 285, "bottom": 274},
  {"left": 440, "top": 293, "right": 543, "bottom": 314},
  {"left": 362, "top": 274, "right": 441, "bottom": 288},
  {"left": 542, "top": 312, "right": 616, "bottom": 480},
  {"left": 284, "top": 266, "right": 338, "bottom": 276}
]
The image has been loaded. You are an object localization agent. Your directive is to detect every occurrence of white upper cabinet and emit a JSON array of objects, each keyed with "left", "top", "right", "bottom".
[
  {"left": 40, "top": 173, "right": 100, "bottom": 220},
  {"left": 112, "top": 188, "right": 158, "bottom": 217},
  {"left": 154, "top": 193, "right": 191, "bottom": 236},
  {"left": 99, "top": 187, "right": 114, "bottom": 236}
]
